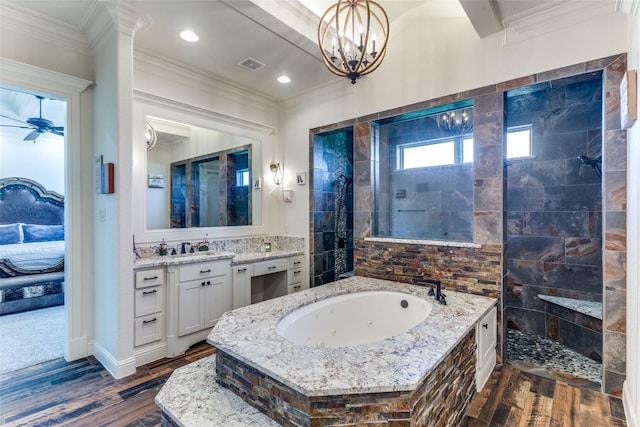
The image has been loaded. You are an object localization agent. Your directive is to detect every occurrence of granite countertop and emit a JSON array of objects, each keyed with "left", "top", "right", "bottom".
[
  {"left": 538, "top": 294, "right": 603, "bottom": 320},
  {"left": 155, "top": 356, "right": 279, "bottom": 427},
  {"left": 208, "top": 276, "right": 497, "bottom": 396},
  {"left": 134, "top": 249, "right": 303, "bottom": 269}
]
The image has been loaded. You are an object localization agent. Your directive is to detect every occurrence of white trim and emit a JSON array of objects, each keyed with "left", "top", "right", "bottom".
[
  {"left": 93, "top": 341, "right": 137, "bottom": 379},
  {"left": 134, "top": 342, "right": 167, "bottom": 367},
  {"left": 503, "top": 0, "right": 617, "bottom": 46},
  {"left": 625, "top": 380, "right": 638, "bottom": 427}
]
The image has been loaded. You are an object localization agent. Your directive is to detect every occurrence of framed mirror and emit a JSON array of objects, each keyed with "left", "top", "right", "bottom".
[
  {"left": 133, "top": 93, "right": 274, "bottom": 243},
  {"left": 145, "top": 116, "right": 261, "bottom": 230}
]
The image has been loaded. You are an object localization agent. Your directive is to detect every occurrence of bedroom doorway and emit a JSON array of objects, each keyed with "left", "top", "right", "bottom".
[{"left": 0, "top": 86, "right": 67, "bottom": 373}]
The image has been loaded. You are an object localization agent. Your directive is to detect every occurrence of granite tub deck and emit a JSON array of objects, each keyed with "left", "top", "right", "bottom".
[{"left": 206, "top": 276, "right": 497, "bottom": 426}]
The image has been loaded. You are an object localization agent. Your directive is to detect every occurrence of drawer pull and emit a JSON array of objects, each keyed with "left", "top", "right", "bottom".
[
  {"left": 200, "top": 269, "right": 212, "bottom": 274},
  {"left": 268, "top": 266, "right": 277, "bottom": 270},
  {"left": 293, "top": 285, "right": 301, "bottom": 289},
  {"left": 293, "top": 270, "right": 301, "bottom": 275},
  {"left": 142, "top": 290, "right": 157, "bottom": 295},
  {"left": 482, "top": 323, "right": 488, "bottom": 329},
  {"left": 293, "top": 261, "right": 301, "bottom": 265},
  {"left": 143, "top": 318, "right": 157, "bottom": 324},
  {"left": 237, "top": 268, "right": 247, "bottom": 272},
  {"left": 207, "top": 281, "right": 211, "bottom": 286},
  {"left": 201, "top": 282, "right": 206, "bottom": 287},
  {"left": 143, "top": 276, "right": 158, "bottom": 281}
]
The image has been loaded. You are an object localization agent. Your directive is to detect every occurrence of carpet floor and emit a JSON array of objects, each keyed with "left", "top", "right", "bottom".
[{"left": 0, "top": 305, "right": 65, "bottom": 375}]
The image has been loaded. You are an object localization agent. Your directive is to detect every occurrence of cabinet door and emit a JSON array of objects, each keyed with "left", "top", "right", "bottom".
[
  {"left": 178, "top": 280, "right": 204, "bottom": 336},
  {"left": 203, "top": 275, "right": 232, "bottom": 329},
  {"left": 232, "top": 265, "right": 252, "bottom": 309}
]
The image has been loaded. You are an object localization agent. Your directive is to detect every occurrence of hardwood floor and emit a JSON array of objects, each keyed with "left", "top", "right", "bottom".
[{"left": 0, "top": 344, "right": 627, "bottom": 427}]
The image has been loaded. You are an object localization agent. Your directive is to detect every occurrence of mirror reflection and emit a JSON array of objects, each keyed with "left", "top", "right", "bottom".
[{"left": 145, "top": 117, "right": 261, "bottom": 229}]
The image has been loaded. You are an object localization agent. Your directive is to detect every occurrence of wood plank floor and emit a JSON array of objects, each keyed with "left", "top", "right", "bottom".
[{"left": 0, "top": 343, "right": 627, "bottom": 426}]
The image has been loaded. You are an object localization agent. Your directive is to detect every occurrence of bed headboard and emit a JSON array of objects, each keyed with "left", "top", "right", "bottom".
[{"left": 0, "top": 177, "right": 64, "bottom": 225}]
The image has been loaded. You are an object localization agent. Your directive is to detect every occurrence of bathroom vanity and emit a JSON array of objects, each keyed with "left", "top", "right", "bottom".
[{"left": 133, "top": 247, "right": 305, "bottom": 365}]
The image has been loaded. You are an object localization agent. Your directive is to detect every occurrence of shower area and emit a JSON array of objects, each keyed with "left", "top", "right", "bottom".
[
  {"left": 311, "top": 129, "right": 354, "bottom": 286},
  {"left": 504, "top": 73, "right": 604, "bottom": 388}
]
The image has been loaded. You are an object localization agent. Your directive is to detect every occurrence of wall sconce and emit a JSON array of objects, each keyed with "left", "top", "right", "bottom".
[
  {"left": 145, "top": 121, "right": 157, "bottom": 151},
  {"left": 270, "top": 161, "right": 282, "bottom": 185}
]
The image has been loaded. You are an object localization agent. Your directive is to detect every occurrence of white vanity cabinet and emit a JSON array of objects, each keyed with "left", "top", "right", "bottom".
[
  {"left": 288, "top": 255, "right": 304, "bottom": 293},
  {"left": 167, "top": 259, "right": 231, "bottom": 357},
  {"left": 232, "top": 254, "right": 307, "bottom": 309},
  {"left": 134, "top": 268, "right": 165, "bottom": 347},
  {"left": 476, "top": 306, "right": 497, "bottom": 391}
]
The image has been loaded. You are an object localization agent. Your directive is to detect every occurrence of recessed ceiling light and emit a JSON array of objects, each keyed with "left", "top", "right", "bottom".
[
  {"left": 180, "top": 30, "right": 199, "bottom": 42},
  {"left": 277, "top": 75, "right": 291, "bottom": 84}
]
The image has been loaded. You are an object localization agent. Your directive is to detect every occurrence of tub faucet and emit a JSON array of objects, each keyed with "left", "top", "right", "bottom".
[{"left": 425, "top": 279, "right": 446, "bottom": 305}]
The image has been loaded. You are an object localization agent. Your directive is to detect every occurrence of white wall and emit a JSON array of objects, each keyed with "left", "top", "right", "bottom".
[
  {"left": 0, "top": 131, "right": 65, "bottom": 194},
  {"left": 624, "top": 11, "right": 640, "bottom": 427}
]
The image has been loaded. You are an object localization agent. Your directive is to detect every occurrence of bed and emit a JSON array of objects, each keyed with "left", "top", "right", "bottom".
[{"left": 0, "top": 177, "right": 65, "bottom": 315}]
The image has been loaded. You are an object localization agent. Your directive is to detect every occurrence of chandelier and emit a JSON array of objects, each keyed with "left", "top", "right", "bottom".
[
  {"left": 318, "top": 0, "right": 389, "bottom": 84},
  {"left": 435, "top": 107, "right": 473, "bottom": 135}
]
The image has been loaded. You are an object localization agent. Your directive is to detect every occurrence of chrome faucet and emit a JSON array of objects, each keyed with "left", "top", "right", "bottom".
[{"left": 425, "top": 279, "right": 447, "bottom": 305}]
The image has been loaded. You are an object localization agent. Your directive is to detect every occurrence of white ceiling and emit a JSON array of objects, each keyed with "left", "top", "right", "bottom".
[{"left": 0, "top": 0, "right": 616, "bottom": 127}]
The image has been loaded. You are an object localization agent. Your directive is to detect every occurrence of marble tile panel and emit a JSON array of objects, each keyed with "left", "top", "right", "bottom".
[
  {"left": 526, "top": 212, "right": 590, "bottom": 238},
  {"left": 474, "top": 92, "right": 503, "bottom": 115},
  {"left": 604, "top": 290, "right": 626, "bottom": 333},
  {"left": 537, "top": 63, "right": 587, "bottom": 83},
  {"left": 442, "top": 190, "right": 473, "bottom": 212},
  {"left": 355, "top": 185, "right": 373, "bottom": 213},
  {"left": 604, "top": 211, "right": 626, "bottom": 251},
  {"left": 507, "top": 258, "right": 543, "bottom": 286},
  {"left": 532, "top": 131, "right": 589, "bottom": 162},
  {"left": 522, "top": 284, "right": 546, "bottom": 311},
  {"left": 507, "top": 86, "right": 565, "bottom": 115},
  {"left": 506, "top": 160, "right": 565, "bottom": 189},
  {"left": 604, "top": 171, "right": 627, "bottom": 211},
  {"left": 507, "top": 235, "right": 565, "bottom": 264},
  {"left": 587, "top": 129, "right": 603, "bottom": 157},
  {"left": 505, "top": 187, "right": 545, "bottom": 212},
  {"left": 586, "top": 54, "right": 624, "bottom": 72},
  {"left": 564, "top": 78, "right": 602, "bottom": 104},
  {"left": 604, "top": 129, "right": 627, "bottom": 172},
  {"left": 556, "top": 317, "right": 602, "bottom": 362},
  {"left": 474, "top": 145, "right": 504, "bottom": 179},
  {"left": 567, "top": 158, "right": 602, "bottom": 185},
  {"left": 564, "top": 239, "right": 602, "bottom": 269},
  {"left": 473, "top": 210, "right": 504, "bottom": 245},
  {"left": 505, "top": 306, "right": 546, "bottom": 335},
  {"left": 604, "top": 331, "right": 626, "bottom": 374},
  {"left": 544, "top": 184, "right": 602, "bottom": 211},
  {"left": 504, "top": 281, "right": 523, "bottom": 308},
  {"left": 354, "top": 212, "right": 371, "bottom": 238},
  {"left": 604, "top": 250, "right": 627, "bottom": 291},
  {"left": 474, "top": 178, "right": 503, "bottom": 210},
  {"left": 604, "top": 370, "right": 625, "bottom": 397},
  {"left": 473, "top": 119, "right": 503, "bottom": 148},
  {"left": 497, "top": 75, "right": 537, "bottom": 91},
  {"left": 506, "top": 210, "right": 524, "bottom": 235},
  {"left": 543, "top": 263, "right": 602, "bottom": 294}
]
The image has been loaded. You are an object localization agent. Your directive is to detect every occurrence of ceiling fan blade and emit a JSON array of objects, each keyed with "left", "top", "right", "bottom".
[
  {"left": 23, "top": 130, "right": 42, "bottom": 141},
  {"left": 0, "top": 124, "right": 32, "bottom": 129},
  {"left": 0, "top": 114, "right": 29, "bottom": 125},
  {"left": 50, "top": 127, "right": 64, "bottom": 137}
]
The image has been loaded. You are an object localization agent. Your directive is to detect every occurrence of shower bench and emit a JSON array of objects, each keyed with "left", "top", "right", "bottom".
[{"left": 537, "top": 294, "right": 602, "bottom": 320}]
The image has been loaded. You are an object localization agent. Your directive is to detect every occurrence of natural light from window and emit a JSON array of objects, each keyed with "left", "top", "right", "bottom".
[
  {"left": 506, "top": 127, "right": 532, "bottom": 159},
  {"left": 401, "top": 141, "right": 455, "bottom": 169}
]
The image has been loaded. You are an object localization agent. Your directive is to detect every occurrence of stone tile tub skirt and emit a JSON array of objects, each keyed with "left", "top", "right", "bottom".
[
  {"left": 215, "top": 330, "right": 477, "bottom": 426},
  {"left": 209, "top": 276, "right": 497, "bottom": 426}
]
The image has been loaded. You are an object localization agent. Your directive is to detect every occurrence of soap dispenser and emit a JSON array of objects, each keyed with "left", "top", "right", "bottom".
[{"left": 159, "top": 239, "right": 168, "bottom": 256}]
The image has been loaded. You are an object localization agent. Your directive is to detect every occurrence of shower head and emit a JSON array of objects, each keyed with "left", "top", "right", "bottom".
[{"left": 578, "top": 155, "right": 602, "bottom": 178}]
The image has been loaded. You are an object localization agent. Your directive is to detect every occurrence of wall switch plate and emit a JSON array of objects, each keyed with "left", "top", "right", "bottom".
[{"left": 98, "top": 208, "right": 106, "bottom": 221}]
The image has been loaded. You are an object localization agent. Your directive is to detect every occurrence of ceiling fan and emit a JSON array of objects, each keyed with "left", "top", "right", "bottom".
[{"left": 0, "top": 95, "right": 64, "bottom": 142}]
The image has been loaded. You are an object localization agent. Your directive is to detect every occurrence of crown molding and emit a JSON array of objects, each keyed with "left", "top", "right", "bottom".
[
  {"left": 134, "top": 50, "right": 277, "bottom": 114},
  {"left": 0, "top": 58, "right": 92, "bottom": 94},
  {"left": 502, "top": 0, "right": 617, "bottom": 46},
  {"left": 0, "top": 2, "right": 92, "bottom": 56},
  {"left": 616, "top": 0, "right": 640, "bottom": 15},
  {"left": 82, "top": 0, "right": 154, "bottom": 50}
]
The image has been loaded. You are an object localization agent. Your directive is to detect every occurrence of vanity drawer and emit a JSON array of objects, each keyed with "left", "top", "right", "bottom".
[
  {"left": 254, "top": 258, "right": 287, "bottom": 276},
  {"left": 135, "top": 268, "right": 164, "bottom": 289},
  {"left": 179, "top": 261, "right": 228, "bottom": 282},
  {"left": 288, "top": 256, "right": 303, "bottom": 270},
  {"left": 288, "top": 267, "right": 304, "bottom": 285},
  {"left": 134, "top": 312, "right": 164, "bottom": 346},
  {"left": 135, "top": 286, "right": 164, "bottom": 317}
]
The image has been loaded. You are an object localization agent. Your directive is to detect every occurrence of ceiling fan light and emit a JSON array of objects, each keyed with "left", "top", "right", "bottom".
[{"left": 179, "top": 30, "right": 199, "bottom": 42}]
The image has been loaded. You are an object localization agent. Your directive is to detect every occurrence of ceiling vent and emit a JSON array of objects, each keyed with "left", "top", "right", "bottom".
[{"left": 237, "top": 57, "right": 266, "bottom": 72}]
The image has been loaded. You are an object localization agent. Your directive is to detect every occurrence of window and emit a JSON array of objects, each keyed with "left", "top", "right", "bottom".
[
  {"left": 506, "top": 126, "right": 532, "bottom": 159},
  {"left": 397, "top": 135, "right": 472, "bottom": 169},
  {"left": 236, "top": 169, "right": 250, "bottom": 186}
]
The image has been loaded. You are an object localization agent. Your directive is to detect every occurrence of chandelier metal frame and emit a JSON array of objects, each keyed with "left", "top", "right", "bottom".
[{"left": 318, "top": 0, "right": 389, "bottom": 84}]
